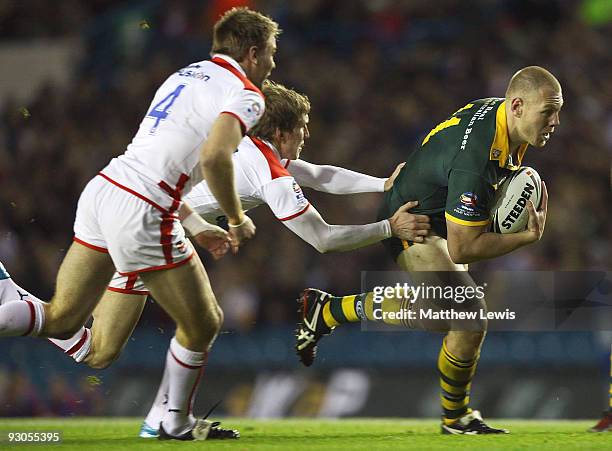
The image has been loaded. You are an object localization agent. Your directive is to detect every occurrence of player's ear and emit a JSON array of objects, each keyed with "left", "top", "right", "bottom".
[
  {"left": 250, "top": 43, "right": 267, "bottom": 66},
  {"left": 245, "top": 45, "right": 258, "bottom": 65},
  {"left": 510, "top": 98, "right": 523, "bottom": 118},
  {"left": 273, "top": 128, "right": 283, "bottom": 145}
]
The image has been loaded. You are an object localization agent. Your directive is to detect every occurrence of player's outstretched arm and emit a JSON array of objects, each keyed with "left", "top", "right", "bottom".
[
  {"left": 446, "top": 183, "right": 547, "bottom": 264},
  {"left": 287, "top": 159, "right": 404, "bottom": 194},
  {"left": 281, "top": 200, "right": 429, "bottom": 253},
  {"left": 282, "top": 205, "right": 388, "bottom": 253},
  {"left": 200, "top": 114, "right": 255, "bottom": 246}
]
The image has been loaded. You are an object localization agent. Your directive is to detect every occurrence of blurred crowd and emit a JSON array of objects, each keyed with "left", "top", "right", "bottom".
[
  {"left": 0, "top": 0, "right": 610, "bottom": 331},
  {"left": 0, "top": 366, "right": 104, "bottom": 416}
]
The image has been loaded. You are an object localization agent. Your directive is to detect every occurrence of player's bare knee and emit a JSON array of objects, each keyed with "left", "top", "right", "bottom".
[
  {"left": 178, "top": 311, "right": 222, "bottom": 346},
  {"left": 468, "top": 316, "right": 488, "bottom": 336},
  {"left": 201, "top": 309, "right": 223, "bottom": 342},
  {"left": 202, "top": 304, "right": 224, "bottom": 332},
  {"left": 83, "top": 336, "right": 119, "bottom": 369},
  {"left": 446, "top": 330, "right": 486, "bottom": 360},
  {"left": 215, "top": 305, "right": 224, "bottom": 330},
  {"left": 85, "top": 355, "right": 110, "bottom": 370},
  {"left": 86, "top": 349, "right": 119, "bottom": 369},
  {"left": 464, "top": 329, "right": 486, "bottom": 348}
]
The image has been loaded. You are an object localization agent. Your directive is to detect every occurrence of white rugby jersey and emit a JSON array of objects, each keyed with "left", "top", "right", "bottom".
[
  {"left": 100, "top": 54, "right": 265, "bottom": 213},
  {"left": 186, "top": 136, "right": 310, "bottom": 222}
]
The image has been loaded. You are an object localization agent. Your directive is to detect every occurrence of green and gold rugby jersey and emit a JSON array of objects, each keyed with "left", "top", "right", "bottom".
[{"left": 379, "top": 97, "right": 528, "bottom": 243}]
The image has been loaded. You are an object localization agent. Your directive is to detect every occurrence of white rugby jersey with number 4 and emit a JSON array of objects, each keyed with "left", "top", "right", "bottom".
[{"left": 100, "top": 54, "right": 265, "bottom": 212}]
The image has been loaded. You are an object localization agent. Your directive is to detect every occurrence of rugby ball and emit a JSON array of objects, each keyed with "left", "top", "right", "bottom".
[{"left": 490, "top": 166, "right": 542, "bottom": 233}]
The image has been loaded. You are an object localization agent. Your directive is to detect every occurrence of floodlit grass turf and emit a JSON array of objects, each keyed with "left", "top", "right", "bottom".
[{"left": 0, "top": 418, "right": 608, "bottom": 450}]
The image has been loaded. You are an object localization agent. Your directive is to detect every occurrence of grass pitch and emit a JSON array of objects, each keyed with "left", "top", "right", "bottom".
[{"left": 0, "top": 418, "right": 608, "bottom": 450}]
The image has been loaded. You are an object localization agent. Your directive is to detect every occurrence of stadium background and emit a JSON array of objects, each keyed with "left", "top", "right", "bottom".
[{"left": 0, "top": 0, "right": 610, "bottom": 419}]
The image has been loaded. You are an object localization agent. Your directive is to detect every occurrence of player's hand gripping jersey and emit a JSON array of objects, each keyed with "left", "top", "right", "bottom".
[{"left": 379, "top": 98, "right": 528, "bottom": 254}]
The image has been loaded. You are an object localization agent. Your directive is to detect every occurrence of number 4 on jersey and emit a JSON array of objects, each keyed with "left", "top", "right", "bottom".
[{"left": 147, "top": 84, "right": 186, "bottom": 133}]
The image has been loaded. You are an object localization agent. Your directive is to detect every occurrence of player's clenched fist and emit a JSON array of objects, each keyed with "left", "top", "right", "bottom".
[
  {"left": 388, "top": 200, "right": 431, "bottom": 243},
  {"left": 193, "top": 228, "right": 232, "bottom": 260},
  {"left": 182, "top": 211, "right": 232, "bottom": 259},
  {"left": 228, "top": 215, "right": 256, "bottom": 253}
]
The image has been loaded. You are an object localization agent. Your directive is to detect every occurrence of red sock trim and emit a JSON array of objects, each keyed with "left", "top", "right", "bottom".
[
  {"left": 66, "top": 329, "right": 90, "bottom": 356},
  {"left": 187, "top": 366, "right": 204, "bottom": 415},
  {"left": 170, "top": 350, "right": 203, "bottom": 370},
  {"left": 22, "top": 300, "right": 35, "bottom": 336}
]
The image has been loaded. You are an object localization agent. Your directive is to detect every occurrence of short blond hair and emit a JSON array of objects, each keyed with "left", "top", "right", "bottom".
[
  {"left": 250, "top": 81, "right": 311, "bottom": 142},
  {"left": 506, "top": 66, "right": 561, "bottom": 101},
  {"left": 211, "top": 7, "right": 281, "bottom": 61}
]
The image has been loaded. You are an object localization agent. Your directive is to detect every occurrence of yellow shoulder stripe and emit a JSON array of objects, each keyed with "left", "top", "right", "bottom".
[
  {"left": 422, "top": 116, "right": 460, "bottom": 146},
  {"left": 445, "top": 212, "right": 489, "bottom": 227},
  {"left": 453, "top": 103, "right": 474, "bottom": 115}
]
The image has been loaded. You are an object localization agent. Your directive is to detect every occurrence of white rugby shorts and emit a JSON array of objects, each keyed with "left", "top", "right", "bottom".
[
  {"left": 107, "top": 271, "right": 149, "bottom": 295},
  {"left": 73, "top": 174, "right": 194, "bottom": 275}
]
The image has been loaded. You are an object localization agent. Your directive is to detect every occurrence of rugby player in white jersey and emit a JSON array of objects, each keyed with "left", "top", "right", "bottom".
[
  {"left": 0, "top": 81, "right": 430, "bottom": 438},
  {"left": 0, "top": 7, "right": 280, "bottom": 440}
]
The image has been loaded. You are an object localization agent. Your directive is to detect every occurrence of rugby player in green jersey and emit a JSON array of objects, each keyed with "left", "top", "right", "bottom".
[{"left": 295, "top": 66, "right": 562, "bottom": 434}]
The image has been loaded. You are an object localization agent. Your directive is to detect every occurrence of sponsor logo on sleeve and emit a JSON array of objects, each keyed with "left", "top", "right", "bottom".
[
  {"left": 454, "top": 192, "right": 481, "bottom": 217},
  {"left": 460, "top": 192, "right": 478, "bottom": 207},
  {"left": 292, "top": 180, "right": 308, "bottom": 208},
  {"left": 246, "top": 101, "right": 263, "bottom": 121}
]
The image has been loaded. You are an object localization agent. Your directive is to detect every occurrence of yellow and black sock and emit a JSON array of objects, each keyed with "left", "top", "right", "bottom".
[
  {"left": 321, "top": 292, "right": 413, "bottom": 328},
  {"left": 438, "top": 339, "right": 479, "bottom": 425},
  {"left": 321, "top": 293, "right": 367, "bottom": 328}
]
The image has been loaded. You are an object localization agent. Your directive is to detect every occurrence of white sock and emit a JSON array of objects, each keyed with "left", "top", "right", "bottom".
[
  {"left": 144, "top": 364, "right": 170, "bottom": 428},
  {"left": 161, "top": 336, "right": 207, "bottom": 436},
  {"left": 48, "top": 327, "right": 92, "bottom": 363},
  {"left": 0, "top": 275, "right": 46, "bottom": 336},
  {"left": 0, "top": 275, "right": 90, "bottom": 359},
  {"left": 0, "top": 276, "right": 44, "bottom": 305},
  {"left": 0, "top": 300, "right": 45, "bottom": 336}
]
